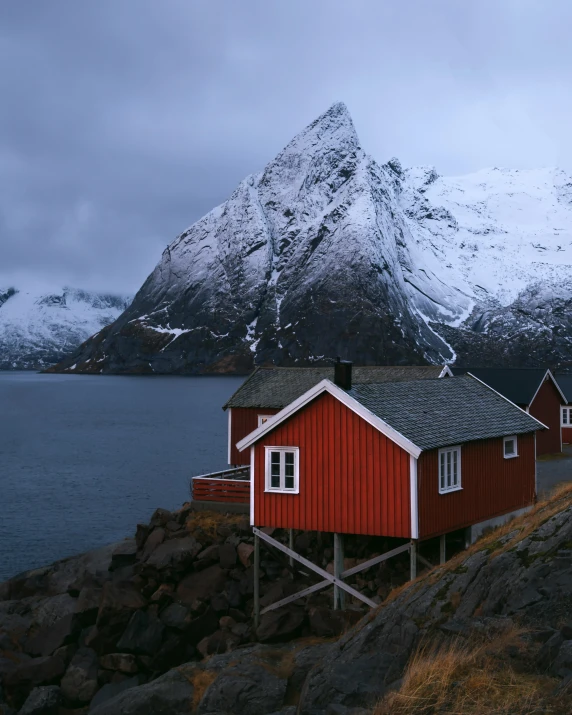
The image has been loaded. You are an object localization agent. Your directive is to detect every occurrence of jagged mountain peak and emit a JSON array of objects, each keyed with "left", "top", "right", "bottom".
[{"left": 48, "top": 103, "right": 572, "bottom": 375}]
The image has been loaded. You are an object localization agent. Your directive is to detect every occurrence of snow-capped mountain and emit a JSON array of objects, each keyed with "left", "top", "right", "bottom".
[
  {"left": 51, "top": 102, "right": 572, "bottom": 374},
  {"left": 0, "top": 286, "right": 131, "bottom": 370}
]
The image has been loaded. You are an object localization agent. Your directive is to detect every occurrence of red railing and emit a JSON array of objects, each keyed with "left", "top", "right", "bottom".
[{"left": 191, "top": 467, "right": 250, "bottom": 504}]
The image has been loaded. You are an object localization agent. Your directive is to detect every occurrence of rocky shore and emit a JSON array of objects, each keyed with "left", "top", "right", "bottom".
[{"left": 2, "top": 486, "right": 572, "bottom": 714}]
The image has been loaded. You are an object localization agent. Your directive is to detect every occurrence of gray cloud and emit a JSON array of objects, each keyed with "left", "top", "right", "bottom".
[{"left": 1, "top": 0, "right": 571, "bottom": 293}]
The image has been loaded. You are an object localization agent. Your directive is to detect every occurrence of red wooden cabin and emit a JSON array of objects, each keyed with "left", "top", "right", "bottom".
[
  {"left": 452, "top": 368, "right": 566, "bottom": 456},
  {"left": 552, "top": 373, "right": 572, "bottom": 445},
  {"left": 237, "top": 370, "right": 544, "bottom": 542},
  {"left": 223, "top": 364, "right": 452, "bottom": 466}
]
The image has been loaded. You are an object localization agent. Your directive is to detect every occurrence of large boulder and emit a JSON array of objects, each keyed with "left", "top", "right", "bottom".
[
  {"left": 88, "top": 676, "right": 141, "bottom": 712},
  {"left": 25, "top": 614, "right": 79, "bottom": 658},
  {"left": 176, "top": 566, "right": 227, "bottom": 605},
  {"left": 159, "top": 603, "right": 191, "bottom": 631},
  {"left": 17, "top": 685, "right": 61, "bottom": 715},
  {"left": 98, "top": 653, "right": 138, "bottom": 674},
  {"left": 75, "top": 588, "right": 102, "bottom": 628},
  {"left": 3, "top": 654, "right": 66, "bottom": 688},
  {"left": 115, "top": 611, "right": 164, "bottom": 656},
  {"left": 108, "top": 541, "right": 137, "bottom": 572},
  {"left": 144, "top": 537, "right": 201, "bottom": 572},
  {"left": 95, "top": 583, "right": 146, "bottom": 645},
  {"left": 59, "top": 647, "right": 98, "bottom": 705},
  {"left": 88, "top": 666, "right": 194, "bottom": 715},
  {"left": 30, "top": 595, "right": 77, "bottom": 629},
  {"left": 256, "top": 608, "right": 306, "bottom": 644}
]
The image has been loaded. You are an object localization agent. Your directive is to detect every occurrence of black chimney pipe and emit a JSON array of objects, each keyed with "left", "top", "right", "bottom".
[{"left": 334, "top": 357, "right": 352, "bottom": 390}]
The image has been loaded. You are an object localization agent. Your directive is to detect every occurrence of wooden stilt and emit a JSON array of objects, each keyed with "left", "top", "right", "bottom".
[
  {"left": 464, "top": 526, "right": 472, "bottom": 549},
  {"left": 334, "top": 533, "right": 345, "bottom": 610},
  {"left": 410, "top": 540, "right": 417, "bottom": 581},
  {"left": 254, "top": 532, "right": 260, "bottom": 630},
  {"left": 440, "top": 534, "right": 446, "bottom": 565}
]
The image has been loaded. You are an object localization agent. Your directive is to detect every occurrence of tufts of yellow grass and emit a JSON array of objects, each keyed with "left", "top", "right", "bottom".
[
  {"left": 184, "top": 510, "right": 246, "bottom": 540},
  {"left": 373, "top": 627, "right": 566, "bottom": 715}
]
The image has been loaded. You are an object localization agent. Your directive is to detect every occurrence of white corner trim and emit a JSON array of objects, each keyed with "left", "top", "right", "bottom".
[
  {"left": 440, "top": 365, "right": 454, "bottom": 377},
  {"left": 227, "top": 409, "right": 232, "bottom": 465},
  {"left": 250, "top": 446, "right": 255, "bottom": 526},
  {"left": 410, "top": 455, "right": 419, "bottom": 539},
  {"left": 466, "top": 373, "right": 549, "bottom": 430},
  {"left": 236, "top": 378, "right": 422, "bottom": 457}
]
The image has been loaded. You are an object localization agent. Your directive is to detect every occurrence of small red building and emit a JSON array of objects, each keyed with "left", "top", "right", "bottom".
[
  {"left": 553, "top": 373, "right": 572, "bottom": 445},
  {"left": 452, "top": 368, "right": 566, "bottom": 456},
  {"left": 237, "top": 371, "right": 544, "bottom": 541},
  {"left": 223, "top": 365, "right": 452, "bottom": 466}
]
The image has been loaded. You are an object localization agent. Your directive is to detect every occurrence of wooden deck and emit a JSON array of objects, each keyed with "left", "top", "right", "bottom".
[{"left": 191, "top": 466, "right": 250, "bottom": 504}]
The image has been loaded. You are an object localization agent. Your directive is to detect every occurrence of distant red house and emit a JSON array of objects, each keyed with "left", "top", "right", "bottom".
[
  {"left": 552, "top": 373, "right": 572, "bottom": 445},
  {"left": 237, "top": 370, "right": 544, "bottom": 541},
  {"left": 452, "top": 368, "right": 566, "bottom": 456},
  {"left": 223, "top": 365, "right": 452, "bottom": 466}
]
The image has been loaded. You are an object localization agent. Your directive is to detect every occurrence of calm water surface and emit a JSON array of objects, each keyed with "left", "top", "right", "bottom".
[{"left": 0, "top": 372, "right": 242, "bottom": 582}]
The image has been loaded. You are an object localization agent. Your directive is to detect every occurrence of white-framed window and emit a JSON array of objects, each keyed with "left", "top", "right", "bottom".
[
  {"left": 258, "top": 415, "right": 273, "bottom": 427},
  {"left": 264, "top": 447, "right": 299, "bottom": 493},
  {"left": 438, "top": 446, "right": 462, "bottom": 494},
  {"left": 503, "top": 435, "right": 518, "bottom": 459},
  {"left": 562, "top": 407, "right": 572, "bottom": 427}
]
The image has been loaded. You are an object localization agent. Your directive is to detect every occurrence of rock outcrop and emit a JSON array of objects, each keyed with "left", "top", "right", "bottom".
[{"left": 2, "top": 486, "right": 572, "bottom": 714}]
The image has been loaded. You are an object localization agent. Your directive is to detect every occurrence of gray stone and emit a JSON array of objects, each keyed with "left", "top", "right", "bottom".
[
  {"left": 116, "top": 611, "right": 164, "bottom": 656},
  {"left": 109, "top": 541, "right": 137, "bottom": 572},
  {"left": 256, "top": 607, "right": 306, "bottom": 643},
  {"left": 75, "top": 587, "right": 102, "bottom": 627},
  {"left": 176, "top": 565, "right": 227, "bottom": 605},
  {"left": 30, "top": 595, "right": 77, "bottom": 628},
  {"left": 95, "top": 582, "right": 146, "bottom": 640},
  {"left": 149, "top": 509, "right": 174, "bottom": 529},
  {"left": 141, "top": 529, "right": 165, "bottom": 561},
  {"left": 553, "top": 640, "right": 572, "bottom": 674},
  {"left": 88, "top": 676, "right": 141, "bottom": 712},
  {"left": 25, "top": 613, "right": 78, "bottom": 657},
  {"left": 159, "top": 603, "right": 191, "bottom": 631},
  {"left": 98, "top": 653, "right": 138, "bottom": 674},
  {"left": 60, "top": 647, "right": 98, "bottom": 704},
  {"left": 145, "top": 537, "right": 201, "bottom": 571},
  {"left": 88, "top": 666, "right": 194, "bottom": 715},
  {"left": 17, "top": 686, "right": 61, "bottom": 715},
  {"left": 3, "top": 655, "right": 66, "bottom": 688},
  {"left": 218, "top": 544, "right": 237, "bottom": 569}
]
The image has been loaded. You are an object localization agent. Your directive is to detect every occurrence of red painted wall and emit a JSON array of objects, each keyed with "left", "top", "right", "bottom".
[
  {"left": 562, "top": 426, "right": 572, "bottom": 445},
  {"left": 229, "top": 407, "right": 280, "bottom": 465},
  {"left": 529, "top": 378, "right": 563, "bottom": 455},
  {"left": 252, "top": 393, "right": 411, "bottom": 537},
  {"left": 417, "top": 433, "right": 536, "bottom": 539}
]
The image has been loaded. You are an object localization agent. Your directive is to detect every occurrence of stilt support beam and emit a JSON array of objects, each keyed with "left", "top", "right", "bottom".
[
  {"left": 289, "top": 529, "right": 294, "bottom": 572},
  {"left": 333, "top": 533, "right": 345, "bottom": 610},
  {"left": 440, "top": 534, "right": 446, "bottom": 565},
  {"left": 410, "top": 540, "right": 417, "bottom": 581},
  {"left": 253, "top": 532, "right": 260, "bottom": 630}
]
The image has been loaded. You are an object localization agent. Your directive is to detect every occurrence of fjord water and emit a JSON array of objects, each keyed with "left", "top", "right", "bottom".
[{"left": 0, "top": 372, "right": 242, "bottom": 582}]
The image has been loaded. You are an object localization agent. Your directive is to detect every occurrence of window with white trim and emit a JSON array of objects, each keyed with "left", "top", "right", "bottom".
[
  {"left": 562, "top": 407, "right": 572, "bottom": 427},
  {"left": 503, "top": 435, "right": 518, "bottom": 459},
  {"left": 265, "top": 447, "right": 299, "bottom": 493},
  {"left": 258, "top": 415, "right": 273, "bottom": 427},
  {"left": 438, "top": 446, "right": 462, "bottom": 494}
]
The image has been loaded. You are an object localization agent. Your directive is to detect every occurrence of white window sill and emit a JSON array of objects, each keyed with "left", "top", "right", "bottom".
[
  {"left": 504, "top": 454, "right": 519, "bottom": 459},
  {"left": 439, "top": 486, "right": 463, "bottom": 495},
  {"left": 264, "top": 488, "right": 299, "bottom": 495}
]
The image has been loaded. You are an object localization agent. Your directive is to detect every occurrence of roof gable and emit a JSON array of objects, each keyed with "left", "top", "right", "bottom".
[
  {"left": 224, "top": 365, "right": 451, "bottom": 410},
  {"left": 237, "top": 375, "right": 544, "bottom": 455},
  {"left": 450, "top": 367, "right": 565, "bottom": 405}
]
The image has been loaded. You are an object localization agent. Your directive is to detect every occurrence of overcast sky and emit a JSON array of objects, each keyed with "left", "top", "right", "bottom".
[{"left": 1, "top": 0, "right": 571, "bottom": 294}]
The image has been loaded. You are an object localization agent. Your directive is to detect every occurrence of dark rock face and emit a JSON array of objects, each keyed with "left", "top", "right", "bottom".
[
  {"left": 17, "top": 685, "right": 61, "bottom": 715},
  {"left": 59, "top": 647, "right": 98, "bottom": 704}
]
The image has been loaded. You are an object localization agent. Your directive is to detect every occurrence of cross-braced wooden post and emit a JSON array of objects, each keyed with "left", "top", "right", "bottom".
[
  {"left": 410, "top": 539, "right": 417, "bottom": 580},
  {"left": 333, "top": 533, "right": 345, "bottom": 610},
  {"left": 253, "top": 532, "right": 260, "bottom": 629}
]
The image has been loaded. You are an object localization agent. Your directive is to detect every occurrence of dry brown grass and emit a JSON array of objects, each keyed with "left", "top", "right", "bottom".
[
  {"left": 184, "top": 510, "right": 246, "bottom": 540},
  {"left": 178, "top": 667, "right": 218, "bottom": 711},
  {"left": 373, "top": 628, "right": 566, "bottom": 715}
]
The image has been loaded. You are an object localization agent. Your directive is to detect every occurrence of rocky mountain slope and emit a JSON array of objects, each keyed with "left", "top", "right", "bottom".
[
  {"left": 0, "top": 287, "right": 131, "bottom": 370},
  {"left": 1, "top": 486, "right": 572, "bottom": 714},
  {"left": 50, "top": 102, "right": 572, "bottom": 375}
]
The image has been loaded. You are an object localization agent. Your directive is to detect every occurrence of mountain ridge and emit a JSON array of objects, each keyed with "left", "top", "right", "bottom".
[{"left": 48, "top": 102, "right": 572, "bottom": 374}]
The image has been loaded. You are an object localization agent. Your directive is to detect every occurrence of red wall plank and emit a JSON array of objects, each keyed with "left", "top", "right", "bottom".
[
  {"left": 229, "top": 407, "right": 279, "bottom": 465},
  {"left": 418, "top": 433, "right": 536, "bottom": 539},
  {"left": 562, "top": 426, "right": 572, "bottom": 445},
  {"left": 253, "top": 393, "right": 411, "bottom": 537},
  {"left": 529, "top": 379, "right": 563, "bottom": 455}
]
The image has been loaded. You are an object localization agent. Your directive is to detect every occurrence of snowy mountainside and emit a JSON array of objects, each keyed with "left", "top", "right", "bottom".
[
  {"left": 50, "top": 103, "right": 572, "bottom": 374},
  {"left": 0, "top": 286, "right": 131, "bottom": 370}
]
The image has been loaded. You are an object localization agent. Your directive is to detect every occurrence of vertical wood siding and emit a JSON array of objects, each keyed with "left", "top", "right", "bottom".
[
  {"left": 253, "top": 393, "right": 411, "bottom": 537},
  {"left": 529, "top": 379, "right": 563, "bottom": 455},
  {"left": 562, "top": 426, "right": 572, "bottom": 444},
  {"left": 229, "top": 407, "right": 279, "bottom": 465},
  {"left": 417, "top": 433, "right": 536, "bottom": 539}
]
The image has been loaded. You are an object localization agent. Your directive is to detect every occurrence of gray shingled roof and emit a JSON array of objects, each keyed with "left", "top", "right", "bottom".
[
  {"left": 223, "top": 365, "right": 448, "bottom": 409},
  {"left": 450, "top": 367, "right": 548, "bottom": 406},
  {"left": 553, "top": 374, "right": 572, "bottom": 404},
  {"left": 348, "top": 374, "right": 543, "bottom": 451}
]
